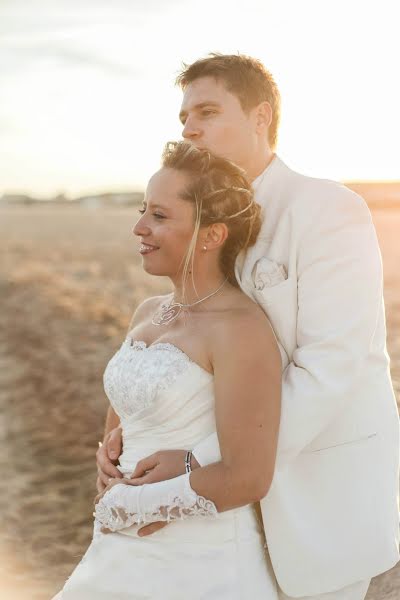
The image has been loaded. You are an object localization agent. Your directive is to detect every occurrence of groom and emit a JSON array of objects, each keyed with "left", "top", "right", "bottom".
[{"left": 97, "top": 54, "right": 400, "bottom": 599}]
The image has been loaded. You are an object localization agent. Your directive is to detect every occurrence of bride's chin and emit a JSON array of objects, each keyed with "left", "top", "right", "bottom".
[
  {"left": 140, "top": 254, "right": 182, "bottom": 278},
  {"left": 140, "top": 262, "right": 171, "bottom": 277}
]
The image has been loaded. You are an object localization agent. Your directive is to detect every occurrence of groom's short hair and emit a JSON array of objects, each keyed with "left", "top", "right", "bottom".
[{"left": 176, "top": 53, "right": 281, "bottom": 150}]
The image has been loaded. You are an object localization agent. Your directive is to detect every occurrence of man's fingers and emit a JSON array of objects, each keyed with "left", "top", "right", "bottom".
[
  {"left": 105, "top": 463, "right": 123, "bottom": 479},
  {"left": 138, "top": 521, "right": 168, "bottom": 537},
  {"left": 96, "top": 476, "right": 106, "bottom": 494},
  {"left": 96, "top": 446, "right": 123, "bottom": 479},
  {"left": 97, "top": 470, "right": 110, "bottom": 487},
  {"left": 97, "top": 467, "right": 122, "bottom": 490},
  {"left": 96, "top": 446, "right": 122, "bottom": 478},
  {"left": 107, "top": 427, "right": 123, "bottom": 460},
  {"left": 99, "top": 461, "right": 122, "bottom": 480},
  {"left": 130, "top": 454, "right": 159, "bottom": 479}
]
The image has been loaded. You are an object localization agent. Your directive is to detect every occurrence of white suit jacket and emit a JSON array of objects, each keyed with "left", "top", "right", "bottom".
[{"left": 192, "top": 155, "right": 400, "bottom": 597}]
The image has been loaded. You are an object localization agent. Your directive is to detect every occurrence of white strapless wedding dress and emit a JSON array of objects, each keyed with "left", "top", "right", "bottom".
[{"left": 60, "top": 338, "right": 279, "bottom": 599}]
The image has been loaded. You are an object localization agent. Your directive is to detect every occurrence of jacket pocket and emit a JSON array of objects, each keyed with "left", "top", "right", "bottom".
[
  {"left": 307, "top": 432, "right": 378, "bottom": 454},
  {"left": 253, "top": 276, "right": 293, "bottom": 306},
  {"left": 251, "top": 257, "right": 288, "bottom": 292}
]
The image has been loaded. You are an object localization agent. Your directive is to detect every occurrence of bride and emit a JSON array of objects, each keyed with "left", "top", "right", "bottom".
[{"left": 55, "top": 141, "right": 282, "bottom": 599}]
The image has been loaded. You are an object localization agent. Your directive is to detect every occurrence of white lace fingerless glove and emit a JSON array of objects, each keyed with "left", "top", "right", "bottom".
[{"left": 94, "top": 473, "right": 218, "bottom": 532}]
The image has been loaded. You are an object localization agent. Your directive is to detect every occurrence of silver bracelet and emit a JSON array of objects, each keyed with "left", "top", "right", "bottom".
[{"left": 185, "top": 450, "right": 192, "bottom": 473}]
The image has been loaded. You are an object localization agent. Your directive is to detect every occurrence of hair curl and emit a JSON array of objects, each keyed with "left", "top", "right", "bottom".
[{"left": 161, "top": 141, "right": 262, "bottom": 289}]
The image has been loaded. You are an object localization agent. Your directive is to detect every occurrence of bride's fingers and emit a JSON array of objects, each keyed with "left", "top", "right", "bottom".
[
  {"left": 94, "top": 478, "right": 128, "bottom": 505},
  {"left": 129, "top": 468, "right": 160, "bottom": 485},
  {"left": 123, "top": 477, "right": 144, "bottom": 485},
  {"left": 125, "top": 475, "right": 153, "bottom": 485},
  {"left": 130, "top": 453, "right": 159, "bottom": 479}
]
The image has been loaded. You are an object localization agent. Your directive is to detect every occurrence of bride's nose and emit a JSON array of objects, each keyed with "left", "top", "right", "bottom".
[{"left": 132, "top": 216, "right": 150, "bottom": 237}]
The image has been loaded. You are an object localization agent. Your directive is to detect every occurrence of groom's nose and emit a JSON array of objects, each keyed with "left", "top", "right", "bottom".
[{"left": 182, "top": 116, "right": 201, "bottom": 141}]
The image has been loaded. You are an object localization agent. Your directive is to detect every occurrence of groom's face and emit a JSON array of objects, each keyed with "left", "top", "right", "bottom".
[{"left": 179, "top": 76, "right": 257, "bottom": 175}]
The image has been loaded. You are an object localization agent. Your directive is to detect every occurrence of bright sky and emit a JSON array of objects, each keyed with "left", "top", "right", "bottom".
[{"left": 0, "top": 0, "right": 399, "bottom": 198}]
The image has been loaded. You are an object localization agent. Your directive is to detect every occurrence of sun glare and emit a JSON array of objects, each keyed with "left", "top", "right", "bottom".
[{"left": 0, "top": 0, "right": 398, "bottom": 197}]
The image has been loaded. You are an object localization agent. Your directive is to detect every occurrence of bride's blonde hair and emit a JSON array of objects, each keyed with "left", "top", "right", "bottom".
[{"left": 161, "top": 141, "right": 262, "bottom": 292}]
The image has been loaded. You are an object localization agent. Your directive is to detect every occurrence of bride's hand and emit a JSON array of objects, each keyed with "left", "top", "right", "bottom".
[
  {"left": 127, "top": 450, "right": 200, "bottom": 538},
  {"left": 129, "top": 449, "right": 200, "bottom": 485},
  {"left": 93, "top": 477, "right": 169, "bottom": 538},
  {"left": 94, "top": 477, "right": 134, "bottom": 505}
]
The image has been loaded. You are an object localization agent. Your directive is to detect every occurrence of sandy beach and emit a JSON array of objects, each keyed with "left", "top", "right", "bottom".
[{"left": 0, "top": 205, "right": 399, "bottom": 599}]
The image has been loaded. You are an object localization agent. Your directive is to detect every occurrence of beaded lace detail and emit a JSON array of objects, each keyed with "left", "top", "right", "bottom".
[
  {"left": 103, "top": 339, "right": 196, "bottom": 420},
  {"left": 95, "top": 476, "right": 218, "bottom": 533}
]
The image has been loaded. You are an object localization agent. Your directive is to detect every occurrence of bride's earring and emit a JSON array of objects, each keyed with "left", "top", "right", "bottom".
[{"left": 203, "top": 245, "right": 207, "bottom": 251}]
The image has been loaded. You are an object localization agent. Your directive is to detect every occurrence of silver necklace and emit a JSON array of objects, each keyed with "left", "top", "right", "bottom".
[{"left": 152, "top": 278, "right": 228, "bottom": 326}]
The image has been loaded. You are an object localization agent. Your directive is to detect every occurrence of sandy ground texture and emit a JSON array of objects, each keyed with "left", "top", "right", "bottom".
[{"left": 0, "top": 205, "right": 399, "bottom": 600}]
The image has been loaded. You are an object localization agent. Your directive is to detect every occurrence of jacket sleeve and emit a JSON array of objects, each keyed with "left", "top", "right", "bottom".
[{"left": 276, "top": 187, "right": 384, "bottom": 467}]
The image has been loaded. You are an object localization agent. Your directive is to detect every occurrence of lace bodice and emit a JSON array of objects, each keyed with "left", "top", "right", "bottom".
[
  {"left": 104, "top": 339, "right": 206, "bottom": 419},
  {"left": 103, "top": 339, "right": 216, "bottom": 475}
]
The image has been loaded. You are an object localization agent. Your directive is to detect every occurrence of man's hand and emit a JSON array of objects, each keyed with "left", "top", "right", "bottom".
[
  {"left": 129, "top": 449, "right": 200, "bottom": 538},
  {"left": 96, "top": 426, "right": 124, "bottom": 493}
]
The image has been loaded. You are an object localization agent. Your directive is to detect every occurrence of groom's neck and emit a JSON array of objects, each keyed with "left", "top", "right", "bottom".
[{"left": 246, "top": 148, "right": 275, "bottom": 183}]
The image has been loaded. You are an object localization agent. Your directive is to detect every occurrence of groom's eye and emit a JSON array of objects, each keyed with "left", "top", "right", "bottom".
[{"left": 201, "top": 109, "right": 216, "bottom": 117}]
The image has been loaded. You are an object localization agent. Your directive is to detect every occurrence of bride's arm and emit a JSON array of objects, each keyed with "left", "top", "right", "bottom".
[
  {"left": 185, "top": 311, "right": 282, "bottom": 511},
  {"left": 95, "top": 312, "right": 281, "bottom": 531}
]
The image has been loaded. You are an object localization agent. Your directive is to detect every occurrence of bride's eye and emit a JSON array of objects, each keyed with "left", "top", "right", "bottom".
[{"left": 138, "top": 208, "right": 145, "bottom": 214}]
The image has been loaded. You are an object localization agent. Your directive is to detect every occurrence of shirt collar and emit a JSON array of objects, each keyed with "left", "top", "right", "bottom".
[{"left": 252, "top": 154, "right": 285, "bottom": 191}]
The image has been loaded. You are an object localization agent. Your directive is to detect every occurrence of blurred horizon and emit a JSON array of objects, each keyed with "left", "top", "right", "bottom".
[
  {"left": 2, "top": 180, "right": 400, "bottom": 213},
  {"left": 1, "top": 178, "right": 400, "bottom": 203}
]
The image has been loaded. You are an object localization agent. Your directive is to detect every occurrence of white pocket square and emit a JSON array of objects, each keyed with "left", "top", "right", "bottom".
[{"left": 252, "top": 258, "right": 287, "bottom": 290}]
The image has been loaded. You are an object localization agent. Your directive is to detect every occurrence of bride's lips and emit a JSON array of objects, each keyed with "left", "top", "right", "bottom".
[{"left": 139, "top": 242, "right": 160, "bottom": 255}]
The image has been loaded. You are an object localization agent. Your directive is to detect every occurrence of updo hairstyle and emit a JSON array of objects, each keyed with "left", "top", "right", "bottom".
[{"left": 161, "top": 141, "right": 262, "bottom": 287}]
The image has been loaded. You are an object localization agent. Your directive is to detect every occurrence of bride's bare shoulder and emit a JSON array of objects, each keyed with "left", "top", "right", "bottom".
[{"left": 210, "top": 292, "right": 280, "bottom": 364}]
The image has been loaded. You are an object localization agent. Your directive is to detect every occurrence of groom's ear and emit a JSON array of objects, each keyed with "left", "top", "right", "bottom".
[{"left": 255, "top": 101, "right": 272, "bottom": 134}]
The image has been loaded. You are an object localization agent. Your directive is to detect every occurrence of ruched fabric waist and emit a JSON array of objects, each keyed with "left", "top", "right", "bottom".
[{"left": 119, "top": 421, "right": 218, "bottom": 465}]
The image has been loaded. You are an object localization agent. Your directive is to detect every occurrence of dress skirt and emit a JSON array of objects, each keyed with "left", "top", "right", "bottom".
[{"left": 61, "top": 503, "right": 279, "bottom": 600}]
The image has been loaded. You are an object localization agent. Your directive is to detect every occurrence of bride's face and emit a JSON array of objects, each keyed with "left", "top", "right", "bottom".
[{"left": 133, "top": 167, "right": 199, "bottom": 277}]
